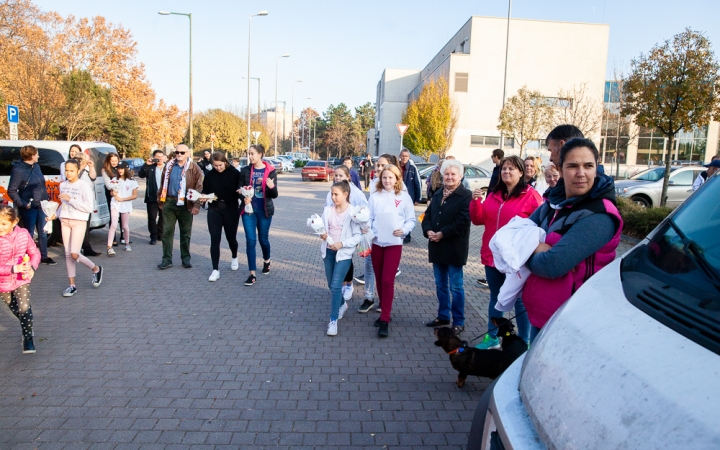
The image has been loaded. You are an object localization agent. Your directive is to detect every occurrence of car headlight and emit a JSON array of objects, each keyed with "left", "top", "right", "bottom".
[{"left": 615, "top": 187, "right": 629, "bottom": 195}]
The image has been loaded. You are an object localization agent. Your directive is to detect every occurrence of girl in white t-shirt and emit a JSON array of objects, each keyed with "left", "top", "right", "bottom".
[{"left": 106, "top": 162, "right": 138, "bottom": 255}]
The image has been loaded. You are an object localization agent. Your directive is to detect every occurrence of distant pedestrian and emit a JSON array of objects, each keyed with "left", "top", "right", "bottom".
[
  {"left": 239, "top": 144, "right": 278, "bottom": 286},
  {"left": 369, "top": 164, "right": 416, "bottom": 337},
  {"left": 360, "top": 154, "right": 373, "bottom": 191},
  {"left": 426, "top": 159, "right": 444, "bottom": 203},
  {"left": 524, "top": 156, "right": 548, "bottom": 195},
  {"left": 342, "top": 156, "right": 362, "bottom": 190},
  {"left": 202, "top": 152, "right": 241, "bottom": 282},
  {"left": 692, "top": 156, "right": 720, "bottom": 192},
  {"left": 470, "top": 155, "right": 541, "bottom": 348},
  {"left": 199, "top": 150, "right": 213, "bottom": 177},
  {"left": 0, "top": 205, "right": 40, "bottom": 354},
  {"left": 319, "top": 180, "right": 362, "bottom": 336},
  {"left": 488, "top": 149, "right": 504, "bottom": 191},
  {"left": 422, "top": 159, "right": 472, "bottom": 334},
  {"left": 232, "top": 158, "right": 241, "bottom": 171},
  {"left": 138, "top": 150, "right": 167, "bottom": 245},
  {"left": 543, "top": 164, "right": 560, "bottom": 191},
  {"left": 106, "top": 161, "right": 138, "bottom": 255},
  {"left": 101, "top": 153, "right": 124, "bottom": 246},
  {"left": 8, "top": 145, "right": 56, "bottom": 265},
  {"left": 157, "top": 144, "right": 204, "bottom": 269},
  {"left": 50, "top": 160, "right": 103, "bottom": 297}
]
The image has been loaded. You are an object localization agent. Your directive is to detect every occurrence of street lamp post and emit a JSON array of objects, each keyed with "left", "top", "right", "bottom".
[
  {"left": 242, "top": 76, "right": 261, "bottom": 122},
  {"left": 290, "top": 80, "right": 302, "bottom": 153},
  {"left": 274, "top": 54, "right": 289, "bottom": 157},
  {"left": 498, "top": 0, "right": 512, "bottom": 151},
  {"left": 158, "top": 10, "right": 193, "bottom": 150},
  {"left": 247, "top": 11, "right": 268, "bottom": 151}
]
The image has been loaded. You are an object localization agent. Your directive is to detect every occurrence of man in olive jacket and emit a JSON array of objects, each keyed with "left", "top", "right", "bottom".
[{"left": 421, "top": 160, "right": 472, "bottom": 333}]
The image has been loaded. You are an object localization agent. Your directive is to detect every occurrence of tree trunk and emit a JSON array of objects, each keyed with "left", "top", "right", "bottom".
[{"left": 659, "top": 135, "right": 674, "bottom": 207}]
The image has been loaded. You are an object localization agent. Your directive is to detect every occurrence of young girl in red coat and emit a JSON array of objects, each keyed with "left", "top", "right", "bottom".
[{"left": 0, "top": 205, "right": 41, "bottom": 354}]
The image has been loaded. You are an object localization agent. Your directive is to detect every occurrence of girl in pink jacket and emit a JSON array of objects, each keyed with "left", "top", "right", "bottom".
[{"left": 0, "top": 205, "right": 41, "bottom": 354}]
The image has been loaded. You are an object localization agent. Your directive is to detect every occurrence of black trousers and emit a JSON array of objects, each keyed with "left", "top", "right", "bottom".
[
  {"left": 82, "top": 213, "right": 94, "bottom": 252},
  {"left": 207, "top": 206, "right": 240, "bottom": 270},
  {"left": 146, "top": 202, "right": 164, "bottom": 239}
]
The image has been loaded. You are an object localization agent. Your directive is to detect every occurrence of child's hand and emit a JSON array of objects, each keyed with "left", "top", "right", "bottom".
[
  {"left": 244, "top": 197, "right": 251, "bottom": 205},
  {"left": 392, "top": 228, "right": 404, "bottom": 237},
  {"left": 266, "top": 178, "right": 275, "bottom": 189},
  {"left": 23, "top": 267, "right": 35, "bottom": 281},
  {"left": 361, "top": 226, "right": 369, "bottom": 234},
  {"left": 46, "top": 214, "right": 56, "bottom": 221},
  {"left": 320, "top": 233, "right": 328, "bottom": 241},
  {"left": 329, "top": 242, "right": 343, "bottom": 251},
  {"left": 58, "top": 193, "right": 71, "bottom": 201}
]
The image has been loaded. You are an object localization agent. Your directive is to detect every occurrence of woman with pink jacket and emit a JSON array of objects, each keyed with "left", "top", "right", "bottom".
[
  {"left": 0, "top": 205, "right": 41, "bottom": 354},
  {"left": 470, "top": 155, "right": 542, "bottom": 348}
]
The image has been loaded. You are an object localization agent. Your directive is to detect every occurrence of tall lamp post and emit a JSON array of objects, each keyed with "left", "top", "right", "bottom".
[
  {"left": 242, "top": 76, "right": 261, "bottom": 122},
  {"left": 290, "top": 79, "right": 302, "bottom": 153},
  {"left": 274, "top": 54, "right": 290, "bottom": 157},
  {"left": 158, "top": 10, "right": 193, "bottom": 150},
  {"left": 247, "top": 10, "right": 268, "bottom": 151},
  {"left": 498, "top": 0, "right": 512, "bottom": 151}
]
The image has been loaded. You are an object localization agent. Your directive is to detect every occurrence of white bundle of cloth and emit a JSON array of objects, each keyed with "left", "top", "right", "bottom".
[{"left": 489, "top": 217, "right": 546, "bottom": 312}]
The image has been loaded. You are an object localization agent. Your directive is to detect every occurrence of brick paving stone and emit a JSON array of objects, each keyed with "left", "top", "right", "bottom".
[{"left": 0, "top": 171, "right": 632, "bottom": 449}]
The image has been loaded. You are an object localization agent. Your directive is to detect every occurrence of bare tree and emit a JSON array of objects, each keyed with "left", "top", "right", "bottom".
[
  {"left": 553, "top": 82, "right": 604, "bottom": 138},
  {"left": 498, "top": 86, "right": 553, "bottom": 158}
]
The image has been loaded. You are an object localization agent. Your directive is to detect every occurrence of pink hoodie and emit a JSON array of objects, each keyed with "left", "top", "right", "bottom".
[
  {"left": 469, "top": 186, "right": 543, "bottom": 267},
  {"left": 0, "top": 226, "right": 41, "bottom": 292}
]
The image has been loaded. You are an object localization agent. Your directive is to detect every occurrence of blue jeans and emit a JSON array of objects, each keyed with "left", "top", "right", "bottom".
[
  {"left": 323, "top": 249, "right": 350, "bottom": 321},
  {"left": 529, "top": 325, "right": 541, "bottom": 344},
  {"left": 241, "top": 207, "right": 272, "bottom": 272},
  {"left": 485, "top": 265, "right": 530, "bottom": 343},
  {"left": 363, "top": 254, "right": 375, "bottom": 300},
  {"left": 18, "top": 207, "right": 47, "bottom": 259},
  {"left": 433, "top": 263, "right": 465, "bottom": 326}
]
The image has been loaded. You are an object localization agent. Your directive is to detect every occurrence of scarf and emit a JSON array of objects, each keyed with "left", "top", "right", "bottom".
[
  {"left": 159, "top": 158, "right": 191, "bottom": 205},
  {"left": 441, "top": 183, "right": 460, "bottom": 204}
]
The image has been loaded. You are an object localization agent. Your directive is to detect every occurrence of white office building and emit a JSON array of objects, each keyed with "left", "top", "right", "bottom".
[{"left": 260, "top": 107, "right": 297, "bottom": 141}]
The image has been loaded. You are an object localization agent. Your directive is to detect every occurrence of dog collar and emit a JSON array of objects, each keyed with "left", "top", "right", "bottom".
[{"left": 447, "top": 347, "right": 465, "bottom": 355}]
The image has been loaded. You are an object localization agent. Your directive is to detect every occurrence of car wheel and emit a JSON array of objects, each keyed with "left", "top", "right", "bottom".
[
  {"left": 632, "top": 195, "right": 651, "bottom": 208},
  {"left": 467, "top": 377, "right": 499, "bottom": 450}
]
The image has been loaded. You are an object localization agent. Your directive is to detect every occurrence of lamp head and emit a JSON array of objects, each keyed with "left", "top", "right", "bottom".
[
  {"left": 158, "top": 11, "right": 171, "bottom": 15},
  {"left": 281, "top": 54, "right": 290, "bottom": 58},
  {"left": 257, "top": 10, "right": 269, "bottom": 16}
]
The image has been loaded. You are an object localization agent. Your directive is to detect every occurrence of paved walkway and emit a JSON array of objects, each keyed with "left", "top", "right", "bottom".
[{"left": 0, "top": 172, "right": 633, "bottom": 449}]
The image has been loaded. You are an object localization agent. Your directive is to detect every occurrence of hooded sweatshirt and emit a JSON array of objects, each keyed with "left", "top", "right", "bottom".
[
  {"left": 0, "top": 226, "right": 41, "bottom": 292},
  {"left": 369, "top": 188, "right": 416, "bottom": 247}
]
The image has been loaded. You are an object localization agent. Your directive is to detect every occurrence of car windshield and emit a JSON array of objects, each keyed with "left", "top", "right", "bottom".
[
  {"left": 631, "top": 167, "right": 679, "bottom": 181},
  {"left": 305, "top": 161, "right": 324, "bottom": 167}
]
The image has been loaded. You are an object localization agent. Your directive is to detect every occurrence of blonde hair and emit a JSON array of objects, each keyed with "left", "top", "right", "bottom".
[
  {"left": 375, "top": 165, "right": 403, "bottom": 195},
  {"left": 524, "top": 156, "right": 543, "bottom": 178}
]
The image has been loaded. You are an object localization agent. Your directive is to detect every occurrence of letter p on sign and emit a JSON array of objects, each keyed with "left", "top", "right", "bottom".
[{"left": 7, "top": 105, "right": 19, "bottom": 124}]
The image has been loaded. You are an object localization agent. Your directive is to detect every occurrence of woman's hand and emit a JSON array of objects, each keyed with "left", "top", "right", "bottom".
[
  {"left": 266, "top": 178, "right": 275, "bottom": 189},
  {"left": 472, "top": 188, "right": 484, "bottom": 200},
  {"left": 428, "top": 231, "right": 443, "bottom": 242},
  {"left": 58, "top": 193, "right": 71, "bottom": 201},
  {"left": 329, "top": 242, "right": 343, "bottom": 251},
  {"left": 533, "top": 242, "right": 552, "bottom": 254},
  {"left": 392, "top": 228, "right": 404, "bottom": 237}
]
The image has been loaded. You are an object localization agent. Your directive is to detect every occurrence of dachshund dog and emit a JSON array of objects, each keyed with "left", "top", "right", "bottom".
[{"left": 434, "top": 317, "right": 527, "bottom": 387}]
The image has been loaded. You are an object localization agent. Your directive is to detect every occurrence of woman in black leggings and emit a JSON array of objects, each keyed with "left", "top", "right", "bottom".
[{"left": 201, "top": 152, "right": 240, "bottom": 282}]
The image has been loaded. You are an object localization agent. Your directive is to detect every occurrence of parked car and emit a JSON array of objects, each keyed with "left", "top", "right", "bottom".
[
  {"left": 414, "top": 162, "right": 434, "bottom": 173},
  {"left": 275, "top": 157, "right": 294, "bottom": 172},
  {"left": 467, "top": 170, "right": 720, "bottom": 450},
  {"left": 327, "top": 157, "right": 342, "bottom": 167},
  {"left": 262, "top": 157, "right": 283, "bottom": 173},
  {"left": 301, "top": 160, "right": 333, "bottom": 182},
  {"left": 122, "top": 157, "right": 145, "bottom": 173},
  {"left": 419, "top": 164, "right": 491, "bottom": 202},
  {"left": 614, "top": 165, "right": 704, "bottom": 208}
]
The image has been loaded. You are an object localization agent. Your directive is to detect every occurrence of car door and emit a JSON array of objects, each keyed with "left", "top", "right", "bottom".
[
  {"left": 666, "top": 169, "right": 696, "bottom": 207},
  {"left": 463, "top": 166, "right": 479, "bottom": 191}
]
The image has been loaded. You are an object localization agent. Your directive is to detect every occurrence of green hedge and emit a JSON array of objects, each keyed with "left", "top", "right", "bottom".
[
  {"left": 617, "top": 197, "right": 673, "bottom": 239},
  {"left": 294, "top": 160, "right": 307, "bottom": 168}
]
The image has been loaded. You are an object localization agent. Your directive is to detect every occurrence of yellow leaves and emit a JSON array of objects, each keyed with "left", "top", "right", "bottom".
[{"left": 402, "top": 77, "right": 457, "bottom": 160}]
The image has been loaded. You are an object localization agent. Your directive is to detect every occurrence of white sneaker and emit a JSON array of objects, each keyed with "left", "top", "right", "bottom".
[
  {"left": 231, "top": 258, "right": 239, "bottom": 271},
  {"left": 326, "top": 320, "right": 338, "bottom": 336},
  {"left": 338, "top": 302, "right": 348, "bottom": 320},
  {"left": 343, "top": 284, "right": 354, "bottom": 301},
  {"left": 208, "top": 270, "right": 220, "bottom": 282},
  {"left": 124, "top": 245, "right": 132, "bottom": 252}
]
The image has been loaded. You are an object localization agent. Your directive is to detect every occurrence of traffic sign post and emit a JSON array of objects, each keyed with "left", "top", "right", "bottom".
[
  {"left": 210, "top": 132, "right": 216, "bottom": 151},
  {"left": 396, "top": 123, "right": 409, "bottom": 154},
  {"left": 7, "top": 105, "right": 19, "bottom": 140},
  {"left": 252, "top": 131, "right": 261, "bottom": 144}
]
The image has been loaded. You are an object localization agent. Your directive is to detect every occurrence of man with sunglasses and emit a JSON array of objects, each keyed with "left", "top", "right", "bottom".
[{"left": 157, "top": 144, "right": 203, "bottom": 269}]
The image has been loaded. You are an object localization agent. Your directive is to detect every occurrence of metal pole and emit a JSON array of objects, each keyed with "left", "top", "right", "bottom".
[
  {"left": 247, "top": 15, "right": 252, "bottom": 151},
  {"left": 257, "top": 77, "right": 260, "bottom": 124},
  {"left": 291, "top": 84, "right": 295, "bottom": 152},
  {"left": 499, "top": 0, "right": 512, "bottom": 151},
  {"left": 275, "top": 58, "right": 279, "bottom": 157},
  {"left": 189, "top": 13, "right": 193, "bottom": 150}
]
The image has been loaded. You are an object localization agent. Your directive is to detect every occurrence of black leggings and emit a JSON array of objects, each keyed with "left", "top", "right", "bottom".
[
  {"left": 344, "top": 260, "right": 354, "bottom": 283},
  {"left": 2, "top": 284, "right": 33, "bottom": 340},
  {"left": 207, "top": 206, "right": 240, "bottom": 270}
]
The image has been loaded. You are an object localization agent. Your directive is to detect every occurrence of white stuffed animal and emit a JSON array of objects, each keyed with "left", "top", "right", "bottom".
[
  {"left": 186, "top": 189, "right": 217, "bottom": 203},
  {"left": 307, "top": 213, "right": 334, "bottom": 245}
]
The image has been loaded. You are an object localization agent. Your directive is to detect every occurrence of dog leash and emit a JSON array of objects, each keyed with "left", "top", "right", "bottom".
[{"left": 466, "top": 310, "right": 529, "bottom": 344}]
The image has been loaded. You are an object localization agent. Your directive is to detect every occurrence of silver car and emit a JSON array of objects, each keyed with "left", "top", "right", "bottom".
[
  {"left": 614, "top": 165, "right": 705, "bottom": 208},
  {"left": 419, "top": 164, "right": 491, "bottom": 202}
]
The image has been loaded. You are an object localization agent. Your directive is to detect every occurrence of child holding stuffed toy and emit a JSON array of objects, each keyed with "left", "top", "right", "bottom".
[
  {"left": 0, "top": 205, "right": 40, "bottom": 354},
  {"left": 319, "top": 181, "right": 362, "bottom": 336},
  {"left": 106, "top": 161, "right": 138, "bottom": 255}
]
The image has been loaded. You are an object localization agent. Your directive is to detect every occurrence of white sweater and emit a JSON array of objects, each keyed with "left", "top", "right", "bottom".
[
  {"left": 57, "top": 179, "right": 95, "bottom": 220},
  {"left": 368, "top": 188, "right": 416, "bottom": 247},
  {"left": 320, "top": 205, "right": 362, "bottom": 261}
]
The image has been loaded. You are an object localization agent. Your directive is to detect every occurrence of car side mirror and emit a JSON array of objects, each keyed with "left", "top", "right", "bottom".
[{"left": 668, "top": 180, "right": 675, "bottom": 186}]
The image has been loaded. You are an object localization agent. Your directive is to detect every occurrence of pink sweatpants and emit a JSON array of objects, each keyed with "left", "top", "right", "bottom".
[
  {"left": 108, "top": 208, "right": 130, "bottom": 247},
  {"left": 61, "top": 218, "right": 95, "bottom": 278},
  {"left": 371, "top": 244, "right": 403, "bottom": 323}
]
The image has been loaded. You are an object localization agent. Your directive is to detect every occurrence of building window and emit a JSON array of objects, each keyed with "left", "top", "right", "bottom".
[
  {"left": 455, "top": 73, "right": 468, "bottom": 93},
  {"left": 543, "top": 97, "right": 573, "bottom": 108},
  {"left": 471, "top": 135, "right": 511, "bottom": 148}
]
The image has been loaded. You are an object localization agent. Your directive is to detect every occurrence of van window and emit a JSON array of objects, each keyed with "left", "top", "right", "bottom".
[{"left": 0, "top": 145, "right": 64, "bottom": 176}]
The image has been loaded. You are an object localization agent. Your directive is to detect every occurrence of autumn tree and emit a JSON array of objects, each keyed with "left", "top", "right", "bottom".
[
  {"left": 59, "top": 69, "right": 112, "bottom": 140},
  {"left": 498, "top": 86, "right": 553, "bottom": 158},
  {"left": 622, "top": 28, "right": 720, "bottom": 206},
  {"left": 191, "top": 109, "right": 245, "bottom": 153},
  {"left": 402, "top": 78, "right": 457, "bottom": 160},
  {"left": 553, "top": 82, "right": 603, "bottom": 138}
]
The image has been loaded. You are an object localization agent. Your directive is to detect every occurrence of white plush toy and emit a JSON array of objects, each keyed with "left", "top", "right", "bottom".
[
  {"left": 349, "top": 205, "right": 374, "bottom": 240},
  {"left": 186, "top": 189, "right": 217, "bottom": 203},
  {"left": 307, "top": 213, "right": 334, "bottom": 245}
]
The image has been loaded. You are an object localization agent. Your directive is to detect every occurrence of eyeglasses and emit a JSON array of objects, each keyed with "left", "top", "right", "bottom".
[{"left": 174, "top": 151, "right": 186, "bottom": 155}]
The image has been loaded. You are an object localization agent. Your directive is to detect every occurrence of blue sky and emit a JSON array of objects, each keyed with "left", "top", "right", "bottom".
[{"left": 36, "top": 0, "right": 720, "bottom": 116}]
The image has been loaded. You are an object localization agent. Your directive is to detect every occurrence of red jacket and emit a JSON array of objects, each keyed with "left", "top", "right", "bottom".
[
  {"left": 0, "top": 226, "right": 40, "bottom": 292},
  {"left": 469, "top": 186, "right": 542, "bottom": 267}
]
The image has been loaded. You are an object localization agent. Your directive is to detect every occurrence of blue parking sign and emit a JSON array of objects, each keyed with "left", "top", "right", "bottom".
[{"left": 7, "top": 105, "right": 19, "bottom": 124}]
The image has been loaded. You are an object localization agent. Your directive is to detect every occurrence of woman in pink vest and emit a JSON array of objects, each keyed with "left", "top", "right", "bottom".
[
  {"left": 523, "top": 138, "right": 623, "bottom": 343},
  {"left": 470, "top": 155, "right": 543, "bottom": 348}
]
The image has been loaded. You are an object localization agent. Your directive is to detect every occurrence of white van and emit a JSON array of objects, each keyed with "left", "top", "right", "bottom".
[
  {"left": 0, "top": 140, "right": 114, "bottom": 229},
  {"left": 468, "top": 173, "right": 720, "bottom": 449}
]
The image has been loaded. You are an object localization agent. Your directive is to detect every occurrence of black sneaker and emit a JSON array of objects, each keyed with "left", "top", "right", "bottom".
[
  {"left": 377, "top": 320, "right": 389, "bottom": 338},
  {"left": 112, "top": 240, "right": 118, "bottom": 247},
  {"left": 358, "top": 299, "right": 375, "bottom": 313},
  {"left": 62, "top": 286, "right": 77, "bottom": 297},
  {"left": 425, "top": 318, "right": 451, "bottom": 327},
  {"left": 149, "top": 239, "right": 157, "bottom": 245},
  {"left": 353, "top": 274, "right": 365, "bottom": 285},
  {"left": 83, "top": 249, "right": 101, "bottom": 257},
  {"left": 22, "top": 337, "right": 35, "bottom": 354},
  {"left": 477, "top": 278, "right": 488, "bottom": 287},
  {"left": 262, "top": 261, "right": 271, "bottom": 275},
  {"left": 182, "top": 260, "right": 192, "bottom": 269},
  {"left": 451, "top": 325, "right": 465, "bottom": 334},
  {"left": 374, "top": 318, "right": 391, "bottom": 327},
  {"left": 41, "top": 257, "right": 57, "bottom": 265},
  {"left": 158, "top": 261, "right": 173, "bottom": 270},
  {"left": 244, "top": 274, "right": 257, "bottom": 286},
  {"left": 91, "top": 266, "right": 103, "bottom": 288}
]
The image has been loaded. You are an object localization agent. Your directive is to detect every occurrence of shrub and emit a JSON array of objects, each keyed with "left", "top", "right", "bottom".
[
  {"left": 616, "top": 197, "right": 673, "bottom": 239},
  {"left": 294, "top": 160, "right": 307, "bottom": 168}
]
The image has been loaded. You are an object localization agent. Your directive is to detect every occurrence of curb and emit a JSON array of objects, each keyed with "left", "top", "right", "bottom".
[{"left": 621, "top": 233, "right": 642, "bottom": 245}]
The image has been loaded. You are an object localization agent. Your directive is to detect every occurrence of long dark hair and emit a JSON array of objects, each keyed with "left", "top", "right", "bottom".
[
  {"left": 490, "top": 156, "right": 527, "bottom": 200},
  {"left": 379, "top": 153, "right": 399, "bottom": 167}
]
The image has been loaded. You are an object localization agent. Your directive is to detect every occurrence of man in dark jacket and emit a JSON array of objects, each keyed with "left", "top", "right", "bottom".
[
  {"left": 8, "top": 145, "right": 56, "bottom": 265},
  {"left": 342, "top": 157, "right": 362, "bottom": 190},
  {"left": 399, "top": 149, "right": 421, "bottom": 243},
  {"left": 488, "top": 148, "right": 504, "bottom": 191},
  {"left": 139, "top": 149, "right": 167, "bottom": 245},
  {"left": 420, "top": 159, "right": 472, "bottom": 334}
]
